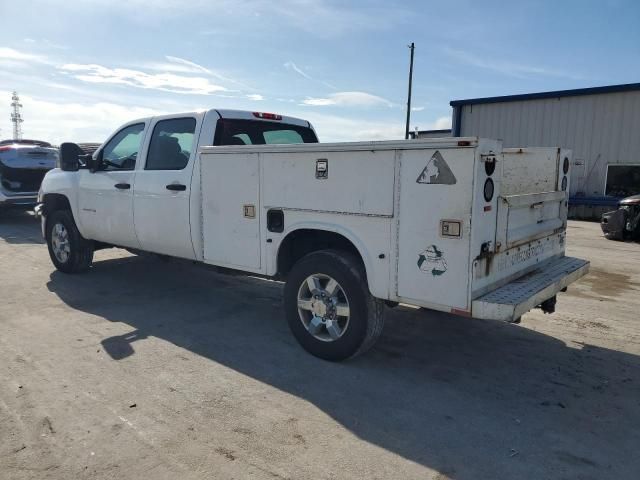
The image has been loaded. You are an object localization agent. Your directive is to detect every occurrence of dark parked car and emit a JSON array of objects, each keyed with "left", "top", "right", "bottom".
[
  {"left": 0, "top": 139, "right": 58, "bottom": 209},
  {"left": 601, "top": 194, "right": 640, "bottom": 240}
]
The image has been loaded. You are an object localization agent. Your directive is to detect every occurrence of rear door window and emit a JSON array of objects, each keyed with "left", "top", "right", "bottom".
[
  {"left": 214, "top": 119, "right": 317, "bottom": 146},
  {"left": 146, "top": 118, "right": 196, "bottom": 170}
]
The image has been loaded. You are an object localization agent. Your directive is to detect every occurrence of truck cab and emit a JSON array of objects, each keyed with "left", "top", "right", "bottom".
[{"left": 39, "top": 109, "right": 317, "bottom": 258}]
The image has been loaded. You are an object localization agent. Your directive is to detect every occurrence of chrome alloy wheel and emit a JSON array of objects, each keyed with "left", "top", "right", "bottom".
[
  {"left": 297, "top": 273, "right": 350, "bottom": 342},
  {"left": 51, "top": 222, "right": 71, "bottom": 263}
]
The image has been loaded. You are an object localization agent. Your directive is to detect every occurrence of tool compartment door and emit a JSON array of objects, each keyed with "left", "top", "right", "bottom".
[
  {"left": 261, "top": 149, "right": 395, "bottom": 216},
  {"left": 396, "top": 148, "right": 475, "bottom": 310},
  {"left": 471, "top": 148, "right": 570, "bottom": 298},
  {"left": 498, "top": 148, "right": 570, "bottom": 249},
  {"left": 200, "top": 152, "right": 261, "bottom": 271}
]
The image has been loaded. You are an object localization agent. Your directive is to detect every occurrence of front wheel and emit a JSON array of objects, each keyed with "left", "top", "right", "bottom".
[
  {"left": 46, "top": 210, "right": 94, "bottom": 273},
  {"left": 284, "top": 250, "right": 384, "bottom": 361}
]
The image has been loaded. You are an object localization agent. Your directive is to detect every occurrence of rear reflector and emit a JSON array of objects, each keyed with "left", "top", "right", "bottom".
[{"left": 253, "top": 112, "right": 282, "bottom": 121}]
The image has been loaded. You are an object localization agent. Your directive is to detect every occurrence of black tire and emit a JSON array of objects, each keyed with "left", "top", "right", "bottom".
[
  {"left": 46, "top": 210, "right": 94, "bottom": 273},
  {"left": 284, "top": 249, "right": 384, "bottom": 361}
]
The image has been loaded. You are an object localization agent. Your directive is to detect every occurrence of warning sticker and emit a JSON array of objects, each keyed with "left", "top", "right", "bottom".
[
  {"left": 416, "top": 151, "right": 457, "bottom": 185},
  {"left": 417, "top": 245, "right": 448, "bottom": 277}
]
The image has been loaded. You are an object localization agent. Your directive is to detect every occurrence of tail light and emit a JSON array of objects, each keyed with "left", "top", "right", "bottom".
[
  {"left": 253, "top": 112, "right": 282, "bottom": 121},
  {"left": 0, "top": 146, "right": 13, "bottom": 152},
  {"left": 483, "top": 178, "right": 495, "bottom": 202}
]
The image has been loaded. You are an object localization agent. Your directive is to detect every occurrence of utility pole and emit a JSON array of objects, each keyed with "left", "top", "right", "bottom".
[
  {"left": 11, "top": 91, "right": 24, "bottom": 140},
  {"left": 404, "top": 42, "right": 415, "bottom": 140}
]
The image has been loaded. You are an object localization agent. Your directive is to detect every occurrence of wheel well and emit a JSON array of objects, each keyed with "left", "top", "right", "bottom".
[
  {"left": 43, "top": 193, "right": 71, "bottom": 215},
  {"left": 277, "top": 229, "right": 364, "bottom": 278}
]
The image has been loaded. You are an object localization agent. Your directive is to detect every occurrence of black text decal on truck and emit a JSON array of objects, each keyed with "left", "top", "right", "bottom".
[
  {"left": 416, "top": 151, "right": 457, "bottom": 185},
  {"left": 417, "top": 245, "right": 448, "bottom": 276}
]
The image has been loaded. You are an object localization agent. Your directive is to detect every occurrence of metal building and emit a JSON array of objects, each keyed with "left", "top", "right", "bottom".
[
  {"left": 450, "top": 83, "right": 640, "bottom": 218},
  {"left": 409, "top": 128, "right": 452, "bottom": 139}
]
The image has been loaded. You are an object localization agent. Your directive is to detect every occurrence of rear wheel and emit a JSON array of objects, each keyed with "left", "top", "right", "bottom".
[
  {"left": 284, "top": 250, "right": 384, "bottom": 361},
  {"left": 46, "top": 210, "right": 94, "bottom": 273}
]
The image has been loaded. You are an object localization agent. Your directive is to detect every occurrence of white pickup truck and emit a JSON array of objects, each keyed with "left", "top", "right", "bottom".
[{"left": 37, "top": 108, "right": 589, "bottom": 360}]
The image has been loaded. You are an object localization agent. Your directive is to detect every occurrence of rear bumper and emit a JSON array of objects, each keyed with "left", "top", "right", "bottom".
[{"left": 472, "top": 256, "right": 589, "bottom": 322}]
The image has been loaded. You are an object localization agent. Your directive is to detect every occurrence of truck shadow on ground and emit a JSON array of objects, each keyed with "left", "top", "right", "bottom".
[
  {"left": 0, "top": 208, "right": 43, "bottom": 244},
  {"left": 46, "top": 254, "right": 640, "bottom": 479}
]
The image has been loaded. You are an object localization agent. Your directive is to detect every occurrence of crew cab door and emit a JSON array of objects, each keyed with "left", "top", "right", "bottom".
[
  {"left": 132, "top": 116, "right": 200, "bottom": 259},
  {"left": 77, "top": 123, "right": 145, "bottom": 248}
]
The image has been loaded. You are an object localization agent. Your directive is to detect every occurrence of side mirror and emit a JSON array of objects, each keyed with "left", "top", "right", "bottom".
[
  {"left": 88, "top": 150, "right": 103, "bottom": 172},
  {"left": 59, "top": 143, "right": 82, "bottom": 172}
]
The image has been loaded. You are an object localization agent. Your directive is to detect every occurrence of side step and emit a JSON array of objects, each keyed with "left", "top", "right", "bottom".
[{"left": 472, "top": 256, "right": 590, "bottom": 322}]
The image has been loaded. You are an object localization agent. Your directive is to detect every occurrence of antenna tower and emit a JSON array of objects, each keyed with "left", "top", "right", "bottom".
[{"left": 11, "top": 91, "right": 24, "bottom": 140}]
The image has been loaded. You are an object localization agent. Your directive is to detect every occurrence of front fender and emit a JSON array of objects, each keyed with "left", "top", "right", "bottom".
[{"left": 40, "top": 169, "right": 83, "bottom": 232}]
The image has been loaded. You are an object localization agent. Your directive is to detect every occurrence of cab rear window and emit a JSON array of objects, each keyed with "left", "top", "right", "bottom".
[{"left": 213, "top": 119, "right": 317, "bottom": 146}]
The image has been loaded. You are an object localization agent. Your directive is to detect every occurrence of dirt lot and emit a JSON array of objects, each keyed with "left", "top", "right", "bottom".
[{"left": 1, "top": 210, "right": 639, "bottom": 480}]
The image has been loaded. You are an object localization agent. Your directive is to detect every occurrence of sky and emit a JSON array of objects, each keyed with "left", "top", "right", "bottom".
[{"left": 0, "top": 0, "right": 639, "bottom": 144}]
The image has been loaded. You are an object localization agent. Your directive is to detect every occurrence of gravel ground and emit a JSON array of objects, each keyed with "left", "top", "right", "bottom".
[{"left": 1, "top": 209, "right": 639, "bottom": 480}]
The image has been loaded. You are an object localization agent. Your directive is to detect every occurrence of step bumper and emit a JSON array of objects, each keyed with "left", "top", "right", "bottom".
[{"left": 472, "top": 256, "right": 590, "bottom": 322}]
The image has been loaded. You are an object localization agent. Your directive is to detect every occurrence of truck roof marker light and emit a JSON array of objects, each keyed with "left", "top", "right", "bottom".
[{"left": 253, "top": 112, "right": 282, "bottom": 121}]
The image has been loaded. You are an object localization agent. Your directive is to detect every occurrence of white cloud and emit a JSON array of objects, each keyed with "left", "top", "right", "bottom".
[
  {"left": 73, "top": 0, "right": 407, "bottom": 37},
  {"left": 0, "top": 47, "right": 51, "bottom": 68},
  {"left": 284, "top": 61, "right": 337, "bottom": 90},
  {"left": 165, "top": 55, "right": 212, "bottom": 74},
  {"left": 0, "top": 90, "right": 161, "bottom": 144},
  {"left": 145, "top": 62, "right": 201, "bottom": 74},
  {"left": 145, "top": 56, "right": 254, "bottom": 91},
  {"left": 251, "top": 0, "right": 408, "bottom": 37},
  {"left": 302, "top": 91, "right": 393, "bottom": 108},
  {"left": 434, "top": 116, "right": 452, "bottom": 129},
  {"left": 297, "top": 112, "right": 453, "bottom": 143},
  {"left": 18, "top": 38, "right": 69, "bottom": 50},
  {"left": 0, "top": 47, "right": 44, "bottom": 62},
  {"left": 411, "top": 106, "right": 425, "bottom": 112},
  {"left": 444, "top": 47, "right": 582, "bottom": 80},
  {"left": 297, "top": 112, "right": 405, "bottom": 142},
  {"left": 59, "top": 63, "right": 228, "bottom": 95},
  {"left": 284, "top": 61, "right": 313, "bottom": 80},
  {"left": 246, "top": 94, "right": 265, "bottom": 101}
]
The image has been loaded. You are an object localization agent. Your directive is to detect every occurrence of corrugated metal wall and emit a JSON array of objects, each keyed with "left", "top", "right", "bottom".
[{"left": 457, "top": 91, "right": 640, "bottom": 196}]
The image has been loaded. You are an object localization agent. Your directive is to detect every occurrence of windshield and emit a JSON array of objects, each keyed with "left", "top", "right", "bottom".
[{"left": 213, "top": 119, "right": 318, "bottom": 146}]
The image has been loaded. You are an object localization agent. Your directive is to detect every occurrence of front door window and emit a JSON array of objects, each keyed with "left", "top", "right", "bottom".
[{"left": 101, "top": 123, "right": 145, "bottom": 170}]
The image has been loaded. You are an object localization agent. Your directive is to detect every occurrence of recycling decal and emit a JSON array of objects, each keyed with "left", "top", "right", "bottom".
[
  {"left": 417, "top": 245, "right": 448, "bottom": 277},
  {"left": 416, "top": 150, "right": 457, "bottom": 185}
]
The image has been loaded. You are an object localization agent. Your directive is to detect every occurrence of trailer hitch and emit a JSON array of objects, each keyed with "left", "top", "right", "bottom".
[{"left": 537, "top": 295, "right": 557, "bottom": 314}]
